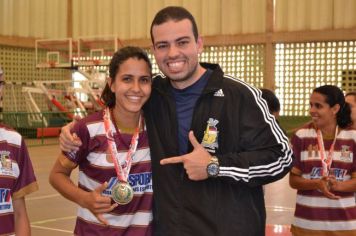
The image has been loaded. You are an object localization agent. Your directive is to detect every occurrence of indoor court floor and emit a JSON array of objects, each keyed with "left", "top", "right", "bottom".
[{"left": 27, "top": 144, "right": 295, "bottom": 236}]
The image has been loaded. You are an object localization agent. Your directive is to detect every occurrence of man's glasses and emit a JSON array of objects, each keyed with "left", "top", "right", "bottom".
[{"left": 0, "top": 81, "right": 5, "bottom": 87}]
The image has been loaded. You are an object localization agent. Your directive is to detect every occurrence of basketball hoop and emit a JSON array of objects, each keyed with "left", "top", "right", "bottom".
[
  {"left": 92, "top": 59, "right": 101, "bottom": 66},
  {"left": 48, "top": 61, "right": 57, "bottom": 68},
  {"left": 77, "top": 36, "right": 117, "bottom": 67},
  {"left": 35, "top": 39, "right": 75, "bottom": 69}
]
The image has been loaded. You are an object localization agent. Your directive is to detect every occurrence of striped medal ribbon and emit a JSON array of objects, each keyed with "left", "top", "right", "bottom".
[{"left": 103, "top": 107, "right": 141, "bottom": 205}]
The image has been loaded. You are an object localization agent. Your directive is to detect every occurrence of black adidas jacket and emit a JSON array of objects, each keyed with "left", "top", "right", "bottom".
[{"left": 144, "top": 63, "right": 293, "bottom": 236}]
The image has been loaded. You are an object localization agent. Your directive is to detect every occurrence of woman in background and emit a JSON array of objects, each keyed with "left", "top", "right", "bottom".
[
  {"left": 0, "top": 65, "right": 38, "bottom": 236},
  {"left": 289, "top": 85, "right": 356, "bottom": 236},
  {"left": 345, "top": 91, "right": 356, "bottom": 129}
]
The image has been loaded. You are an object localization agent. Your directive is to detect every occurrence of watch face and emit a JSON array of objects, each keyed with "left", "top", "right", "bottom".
[{"left": 207, "top": 163, "right": 219, "bottom": 177}]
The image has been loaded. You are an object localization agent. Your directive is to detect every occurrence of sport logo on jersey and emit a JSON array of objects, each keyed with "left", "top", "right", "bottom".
[
  {"left": 310, "top": 167, "right": 347, "bottom": 181},
  {"left": 202, "top": 118, "right": 219, "bottom": 153},
  {"left": 310, "top": 167, "right": 322, "bottom": 179},
  {"left": 329, "top": 168, "right": 348, "bottom": 181},
  {"left": 0, "top": 188, "right": 12, "bottom": 212},
  {"left": 102, "top": 172, "right": 153, "bottom": 197}
]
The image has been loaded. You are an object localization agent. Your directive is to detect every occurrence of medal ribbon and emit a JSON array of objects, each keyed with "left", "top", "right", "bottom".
[
  {"left": 103, "top": 107, "right": 141, "bottom": 182},
  {"left": 316, "top": 126, "right": 338, "bottom": 176}
]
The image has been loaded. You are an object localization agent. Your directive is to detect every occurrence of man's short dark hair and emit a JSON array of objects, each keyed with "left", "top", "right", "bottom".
[{"left": 150, "top": 6, "right": 199, "bottom": 44}]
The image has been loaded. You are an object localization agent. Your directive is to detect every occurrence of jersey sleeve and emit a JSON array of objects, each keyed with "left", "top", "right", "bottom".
[
  {"left": 350, "top": 135, "right": 356, "bottom": 178},
  {"left": 290, "top": 133, "right": 303, "bottom": 176},
  {"left": 12, "top": 138, "right": 38, "bottom": 199}
]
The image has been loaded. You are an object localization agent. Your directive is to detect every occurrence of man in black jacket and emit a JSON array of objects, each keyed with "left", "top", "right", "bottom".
[
  {"left": 60, "top": 6, "right": 293, "bottom": 236},
  {"left": 145, "top": 7, "right": 292, "bottom": 235}
]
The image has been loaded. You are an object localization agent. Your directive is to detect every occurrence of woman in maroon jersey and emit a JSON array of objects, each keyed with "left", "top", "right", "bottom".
[
  {"left": 0, "top": 66, "right": 39, "bottom": 236},
  {"left": 49, "top": 47, "right": 153, "bottom": 236},
  {"left": 289, "top": 85, "right": 356, "bottom": 236},
  {"left": 345, "top": 91, "right": 356, "bottom": 129}
]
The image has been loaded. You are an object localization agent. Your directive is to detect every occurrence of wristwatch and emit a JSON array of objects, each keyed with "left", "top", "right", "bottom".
[{"left": 206, "top": 156, "right": 220, "bottom": 178}]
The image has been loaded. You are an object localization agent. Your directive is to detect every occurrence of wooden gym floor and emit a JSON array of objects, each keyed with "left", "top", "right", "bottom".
[{"left": 27, "top": 144, "right": 295, "bottom": 236}]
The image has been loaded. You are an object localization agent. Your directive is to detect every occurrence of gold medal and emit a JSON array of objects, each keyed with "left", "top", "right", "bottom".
[{"left": 111, "top": 182, "right": 134, "bottom": 205}]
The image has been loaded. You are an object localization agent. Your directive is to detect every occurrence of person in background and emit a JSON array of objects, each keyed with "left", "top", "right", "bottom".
[
  {"left": 345, "top": 91, "right": 356, "bottom": 129},
  {"left": 0, "top": 65, "right": 39, "bottom": 235},
  {"left": 49, "top": 47, "right": 153, "bottom": 235},
  {"left": 60, "top": 6, "right": 293, "bottom": 235},
  {"left": 289, "top": 85, "right": 356, "bottom": 236},
  {"left": 261, "top": 88, "right": 281, "bottom": 119},
  {"left": 260, "top": 88, "right": 287, "bottom": 136}
]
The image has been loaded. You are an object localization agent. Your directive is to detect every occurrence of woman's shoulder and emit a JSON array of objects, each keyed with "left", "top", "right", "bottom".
[
  {"left": 0, "top": 123, "right": 22, "bottom": 146},
  {"left": 77, "top": 110, "right": 104, "bottom": 125},
  {"left": 292, "top": 122, "right": 316, "bottom": 137},
  {"left": 339, "top": 127, "right": 356, "bottom": 139}
]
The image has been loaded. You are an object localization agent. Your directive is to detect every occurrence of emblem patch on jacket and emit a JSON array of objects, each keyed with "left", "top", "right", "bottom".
[{"left": 202, "top": 118, "right": 219, "bottom": 153}]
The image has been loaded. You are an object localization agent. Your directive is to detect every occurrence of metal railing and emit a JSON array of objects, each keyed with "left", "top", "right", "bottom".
[{"left": 1, "top": 111, "right": 84, "bottom": 146}]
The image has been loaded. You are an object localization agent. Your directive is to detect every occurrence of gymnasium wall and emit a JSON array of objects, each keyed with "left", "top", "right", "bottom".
[
  {"left": 0, "top": 0, "right": 67, "bottom": 38},
  {"left": 0, "top": 0, "right": 356, "bottom": 117},
  {"left": 1, "top": 0, "right": 356, "bottom": 39}
]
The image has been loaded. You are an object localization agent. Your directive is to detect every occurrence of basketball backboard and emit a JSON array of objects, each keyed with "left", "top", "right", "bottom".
[
  {"left": 77, "top": 36, "right": 123, "bottom": 66},
  {"left": 35, "top": 38, "right": 77, "bottom": 68}
]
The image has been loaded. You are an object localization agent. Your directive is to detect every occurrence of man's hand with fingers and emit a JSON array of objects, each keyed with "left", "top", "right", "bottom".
[
  {"left": 160, "top": 131, "right": 212, "bottom": 181},
  {"left": 80, "top": 182, "right": 118, "bottom": 225},
  {"left": 60, "top": 117, "right": 82, "bottom": 152}
]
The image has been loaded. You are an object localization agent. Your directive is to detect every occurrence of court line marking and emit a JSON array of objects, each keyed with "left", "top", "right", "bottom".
[
  {"left": 265, "top": 205, "right": 294, "bottom": 212},
  {"left": 31, "top": 215, "right": 76, "bottom": 225},
  {"left": 27, "top": 193, "right": 61, "bottom": 201},
  {"left": 266, "top": 224, "right": 291, "bottom": 227},
  {"left": 30, "top": 223, "right": 291, "bottom": 234},
  {"left": 31, "top": 225, "right": 72, "bottom": 234}
]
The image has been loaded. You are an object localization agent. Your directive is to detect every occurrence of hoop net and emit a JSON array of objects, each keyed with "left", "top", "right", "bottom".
[
  {"left": 92, "top": 59, "right": 101, "bottom": 66},
  {"left": 48, "top": 61, "right": 57, "bottom": 68}
]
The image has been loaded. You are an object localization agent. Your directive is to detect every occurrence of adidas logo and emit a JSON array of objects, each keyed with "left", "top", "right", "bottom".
[{"left": 214, "top": 89, "right": 224, "bottom": 97}]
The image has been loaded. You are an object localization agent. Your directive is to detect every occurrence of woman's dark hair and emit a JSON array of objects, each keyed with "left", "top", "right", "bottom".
[
  {"left": 261, "top": 88, "right": 280, "bottom": 114},
  {"left": 150, "top": 6, "right": 199, "bottom": 44},
  {"left": 101, "top": 46, "right": 152, "bottom": 108},
  {"left": 313, "top": 85, "right": 351, "bottom": 128}
]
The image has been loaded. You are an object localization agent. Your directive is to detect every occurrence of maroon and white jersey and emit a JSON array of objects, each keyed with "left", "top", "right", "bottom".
[
  {"left": 61, "top": 110, "right": 152, "bottom": 236},
  {"left": 0, "top": 124, "right": 38, "bottom": 235},
  {"left": 291, "top": 122, "right": 356, "bottom": 235}
]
